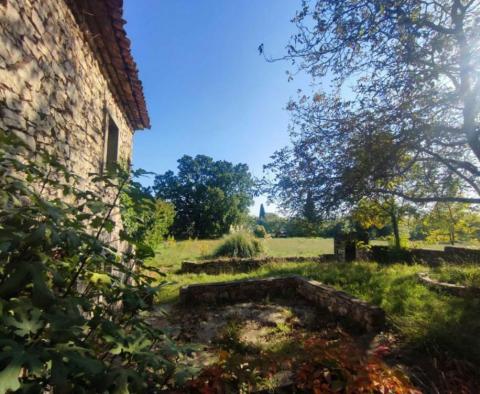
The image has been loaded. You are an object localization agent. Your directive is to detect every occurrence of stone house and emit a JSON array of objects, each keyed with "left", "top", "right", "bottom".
[
  {"left": 0, "top": 0, "right": 149, "bottom": 185},
  {"left": 0, "top": 0, "right": 149, "bottom": 249}
]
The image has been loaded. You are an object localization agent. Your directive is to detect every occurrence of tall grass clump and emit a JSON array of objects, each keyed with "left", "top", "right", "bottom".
[{"left": 213, "top": 232, "right": 264, "bottom": 258}]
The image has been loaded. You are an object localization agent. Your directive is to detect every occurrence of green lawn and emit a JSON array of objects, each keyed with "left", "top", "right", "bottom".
[
  {"left": 150, "top": 237, "right": 333, "bottom": 272},
  {"left": 149, "top": 237, "right": 480, "bottom": 367},
  {"left": 263, "top": 237, "right": 333, "bottom": 256}
]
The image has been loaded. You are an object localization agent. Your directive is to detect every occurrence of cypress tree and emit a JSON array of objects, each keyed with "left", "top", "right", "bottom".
[{"left": 259, "top": 203, "right": 266, "bottom": 221}]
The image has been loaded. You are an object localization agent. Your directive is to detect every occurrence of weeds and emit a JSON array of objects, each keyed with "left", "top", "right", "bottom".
[{"left": 430, "top": 264, "right": 480, "bottom": 287}]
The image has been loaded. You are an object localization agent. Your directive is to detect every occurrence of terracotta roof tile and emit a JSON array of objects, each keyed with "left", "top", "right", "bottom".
[{"left": 66, "top": 0, "right": 150, "bottom": 130}]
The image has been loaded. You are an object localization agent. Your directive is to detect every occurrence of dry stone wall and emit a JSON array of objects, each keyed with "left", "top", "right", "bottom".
[
  {"left": 180, "top": 255, "right": 336, "bottom": 275},
  {"left": 0, "top": 0, "right": 133, "bottom": 187},
  {"left": 179, "top": 276, "right": 385, "bottom": 332},
  {"left": 358, "top": 245, "right": 480, "bottom": 266},
  {"left": 443, "top": 246, "right": 480, "bottom": 264}
]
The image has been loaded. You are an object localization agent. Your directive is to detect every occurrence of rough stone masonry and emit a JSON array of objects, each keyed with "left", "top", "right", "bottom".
[
  {"left": 1, "top": 0, "right": 136, "bottom": 174},
  {"left": 0, "top": 0, "right": 150, "bottom": 249},
  {"left": 180, "top": 276, "right": 386, "bottom": 332}
]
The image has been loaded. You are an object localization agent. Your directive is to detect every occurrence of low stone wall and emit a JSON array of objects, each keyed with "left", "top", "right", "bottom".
[
  {"left": 444, "top": 247, "right": 480, "bottom": 264},
  {"left": 179, "top": 276, "right": 298, "bottom": 304},
  {"left": 418, "top": 273, "right": 480, "bottom": 298},
  {"left": 179, "top": 276, "right": 385, "bottom": 332},
  {"left": 180, "top": 255, "right": 336, "bottom": 275},
  {"left": 296, "top": 278, "right": 385, "bottom": 331},
  {"left": 411, "top": 248, "right": 446, "bottom": 265},
  {"left": 358, "top": 245, "right": 480, "bottom": 266}
]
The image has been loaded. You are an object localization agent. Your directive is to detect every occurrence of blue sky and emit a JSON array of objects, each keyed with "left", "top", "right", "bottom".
[{"left": 124, "top": 1, "right": 310, "bottom": 216}]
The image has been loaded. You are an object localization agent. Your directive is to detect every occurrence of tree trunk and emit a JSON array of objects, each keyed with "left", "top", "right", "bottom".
[
  {"left": 449, "top": 226, "right": 455, "bottom": 245},
  {"left": 447, "top": 205, "right": 456, "bottom": 245},
  {"left": 390, "top": 211, "right": 401, "bottom": 249}
]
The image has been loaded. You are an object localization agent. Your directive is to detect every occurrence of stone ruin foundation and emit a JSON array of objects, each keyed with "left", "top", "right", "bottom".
[
  {"left": 148, "top": 277, "right": 402, "bottom": 392},
  {"left": 179, "top": 276, "right": 385, "bottom": 332}
]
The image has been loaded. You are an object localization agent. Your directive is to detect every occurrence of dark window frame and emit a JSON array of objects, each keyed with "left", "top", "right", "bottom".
[{"left": 103, "top": 112, "right": 119, "bottom": 173}]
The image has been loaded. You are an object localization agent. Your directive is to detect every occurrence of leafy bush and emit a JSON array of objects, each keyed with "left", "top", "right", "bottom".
[
  {"left": 253, "top": 225, "right": 268, "bottom": 238},
  {"left": 121, "top": 184, "right": 175, "bottom": 248},
  {"left": 213, "top": 232, "right": 264, "bottom": 258},
  {"left": 0, "top": 132, "right": 188, "bottom": 392},
  {"left": 144, "top": 200, "right": 175, "bottom": 247}
]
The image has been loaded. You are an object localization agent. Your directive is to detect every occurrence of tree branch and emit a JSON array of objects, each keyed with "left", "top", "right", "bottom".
[{"left": 372, "top": 188, "right": 480, "bottom": 204}]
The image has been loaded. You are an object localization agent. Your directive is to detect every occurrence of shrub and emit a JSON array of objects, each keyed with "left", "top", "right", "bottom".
[
  {"left": 253, "top": 224, "right": 268, "bottom": 238},
  {"left": 121, "top": 182, "right": 175, "bottom": 249},
  {"left": 213, "top": 232, "right": 264, "bottom": 258},
  {"left": 144, "top": 200, "right": 175, "bottom": 247},
  {"left": 0, "top": 131, "right": 188, "bottom": 392}
]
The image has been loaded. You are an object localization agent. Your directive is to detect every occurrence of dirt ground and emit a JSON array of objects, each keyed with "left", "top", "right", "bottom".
[
  {"left": 151, "top": 299, "right": 478, "bottom": 393},
  {"left": 149, "top": 299, "right": 418, "bottom": 392}
]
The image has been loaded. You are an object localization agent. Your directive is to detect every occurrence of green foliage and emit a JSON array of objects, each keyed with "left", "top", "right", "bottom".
[
  {"left": 154, "top": 155, "right": 255, "bottom": 239},
  {"left": 213, "top": 232, "right": 264, "bottom": 258},
  {"left": 0, "top": 131, "right": 187, "bottom": 392},
  {"left": 260, "top": 213, "right": 287, "bottom": 236},
  {"left": 253, "top": 225, "right": 268, "bottom": 238},
  {"left": 150, "top": 238, "right": 332, "bottom": 290},
  {"left": 264, "top": 0, "right": 480, "bottom": 219},
  {"left": 430, "top": 265, "right": 480, "bottom": 288},
  {"left": 302, "top": 191, "right": 317, "bottom": 224},
  {"left": 284, "top": 217, "right": 318, "bottom": 237},
  {"left": 120, "top": 182, "right": 175, "bottom": 249},
  {"left": 144, "top": 200, "right": 175, "bottom": 247},
  {"left": 352, "top": 198, "right": 394, "bottom": 231},
  {"left": 421, "top": 203, "right": 480, "bottom": 245}
]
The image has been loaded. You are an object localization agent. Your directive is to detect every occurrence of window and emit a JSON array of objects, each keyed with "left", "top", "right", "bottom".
[{"left": 104, "top": 114, "right": 119, "bottom": 172}]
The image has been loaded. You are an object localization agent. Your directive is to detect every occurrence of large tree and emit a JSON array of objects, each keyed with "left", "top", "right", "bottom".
[
  {"left": 265, "top": 0, "right": 480, "bottom": 216},
  {"left": 153, "top": 155, "right": 255, "bottom": 238},
  {"left": 351, "top": 196, "right": 414, "bottom": 248},
  {"left": 421, "top": 202, "right": 480, "bottom": 244}
]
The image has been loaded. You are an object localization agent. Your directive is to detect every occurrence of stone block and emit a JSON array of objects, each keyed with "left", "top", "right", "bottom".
[{"left": 11, "top": 129, "right": 36, "bottom": 151}]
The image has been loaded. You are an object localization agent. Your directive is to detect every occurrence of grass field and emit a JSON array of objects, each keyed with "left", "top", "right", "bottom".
[
  {"left": 149, "top": 237, "right": 480, "bottom": 367},
  {"left": 150, "top": 237, "right": 333, "bottom": 271}
]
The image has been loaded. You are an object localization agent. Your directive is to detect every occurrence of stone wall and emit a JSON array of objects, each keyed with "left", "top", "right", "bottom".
[
  {"left": 180, "top": 255, "right": 337, "bottom": 275},
  {"left": 0, "top": 0, "right": 136, "bottom": 250},
  {"left": 358, "top": 245, "right": 480, "bottom": 266},
  {"left": 443, "top": 247, "right": 480, "bottom": 264},
  {"left": 296, "top": 278, "right": 385, "bottom": 331},
  {"left": 180, "top": 277, "right": 299, "bottom": 305},
  {"left": 179, "top": 276, "right": 385, "bottom": 332},
  {"left": 0, "top": 0, "right": 133, "bottom": 187},
  {"left": 417, "top": 273, "right": 480, "bottom": 297},
  {"left": 182, "top": 245, "right": 480, "bottom": 275}
]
